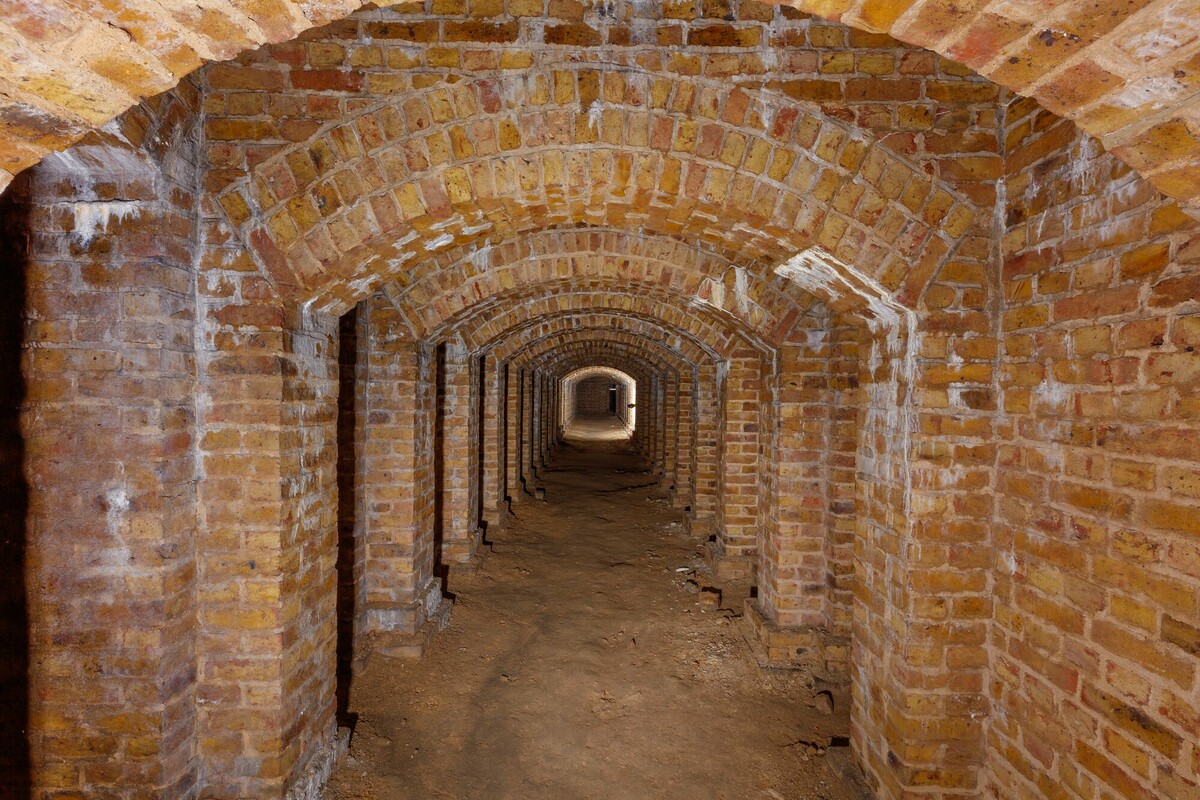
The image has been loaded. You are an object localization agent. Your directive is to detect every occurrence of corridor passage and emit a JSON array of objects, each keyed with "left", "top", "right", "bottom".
[
  {"left": 326, "top": 435, "right": 850, "bottom": 800},
  {"left": 563, "top": 414, "right": 634, "bottom": 443}
]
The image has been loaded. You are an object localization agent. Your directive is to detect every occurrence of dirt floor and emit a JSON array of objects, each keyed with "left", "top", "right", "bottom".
[{"left": 325, "top": 416, "right": 852, "bottom": 800}]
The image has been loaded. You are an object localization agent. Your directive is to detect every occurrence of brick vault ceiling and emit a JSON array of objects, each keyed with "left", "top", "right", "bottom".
[{"left": 2, "top": 0, "right": 1200, "bottom": 213}]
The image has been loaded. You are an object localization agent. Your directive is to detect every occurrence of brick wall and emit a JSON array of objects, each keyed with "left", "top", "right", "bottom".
[
  {"left": 988, "top": 98, "right": 1200, "bottom": 800},
  {"left": 2, "top": 2, "right": 1199, "bottom": 799},
  {"left": 575, "top": 376, "right": 617, "bottom": 417},
  {"left": 15, "top": 91, "right": 204, "bottom": 798}
]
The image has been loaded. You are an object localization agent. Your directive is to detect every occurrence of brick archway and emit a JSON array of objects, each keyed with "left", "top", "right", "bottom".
[
  {"left": 3, "top": 0, "right": 1199, "bottom": 211},
  {"left": 486, "top": 315, "right": 716, "bottom": 365},
  {"left": 382, "top": 228, "right": 820, "bottom": 344},
  {"left": 203, "top": 59, "right": 978, "bottom": 314},
  {"left": 494, "top": 327, "right": 706, "bottom": 500},
  {"left": 6, "top": 3, "right": 1200, "bottom": 800}
]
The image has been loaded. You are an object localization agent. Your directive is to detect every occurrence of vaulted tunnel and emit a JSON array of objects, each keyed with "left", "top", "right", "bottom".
[{"left": 1, "top": 1, "right": 1200, "bottom": 799}]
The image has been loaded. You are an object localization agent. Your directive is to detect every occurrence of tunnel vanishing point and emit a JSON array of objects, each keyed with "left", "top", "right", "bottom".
[{"left": 1, "top": 0, "right": 1200, "bottom": 798}]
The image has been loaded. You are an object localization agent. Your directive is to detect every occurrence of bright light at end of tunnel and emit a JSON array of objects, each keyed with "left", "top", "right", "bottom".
[{"left": 561, "top": 366, "right": 637, "bottom": 434}]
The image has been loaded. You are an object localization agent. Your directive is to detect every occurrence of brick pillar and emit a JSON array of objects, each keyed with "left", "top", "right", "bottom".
[
  {"left": 519, "top": 368, "right": 534, "bottom": 495},
  {"left": 852, "top": 318, "right": 991, "bottom": 799},
  {"left": 197, "top": 297, "right": 340, "bottom": 799},
  {"left": 657, "top": 374, "right": 667, "bottom": 471},
  {"left": 824, "top": 318, "right": 859, "bottom": 635},
  {"left": 438, "top": 337, "right": 480, "bottom": 566},
  {"left": 529, "top": 371, "right": 539, "bottom": 470},
  {"left": 658, "top": 373, "right": 670, "bottom": 476},
  {"left": 672, "top": 367, "right": 697, "bottom": 511},
  {"left": 538, "top": 373, "right": 549, "bottom": 462},
  {"left": 556, "top": 377, "right": 564, "bottom": 436},
  {"left": 480, "top": 352, "right": 502, "bottom": 527},
  {"left": 504, "top": 362, "right": 520, "bottom": 505},
  {"left": 358, "top": 299, "right": 440, "bottom": 640},
  {"left": 639, "top": 372, "right": 654, "bottom": 461},
  {"left": 537, "top": 374, "right": 550, "bottom": 466},
  {"left": 759, "top": 341, "right": 830, "bottom": 628},
  {"left": 662, "top": 371, "right": 679, "bottom": 492},
  {"left": 692, "top": 361, "right": 720, "bottom": 532},
  {"left": 533, "top": 371, "right": 545, "bottom": 470},
  {"left": 710, "top": 349, "right": 762, "bottom": 580},
  {"left": 647, "top": 374, "right": 660, "bottom": 468},
  {"left": 630, "top": 376, "right": 645, "bottom": 455},
  {"left": 13, "top": 154, "right": 200, "bottom": 798}
]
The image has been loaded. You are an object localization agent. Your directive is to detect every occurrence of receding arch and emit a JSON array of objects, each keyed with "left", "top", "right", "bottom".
[
  {"left": 381, "top": 227, "right": 822, "bottom": 344},
  {"left": 2, "top": 0, "right": 1198, "bottom": 212},
  {"left": 441, "top": 284, "right": 771, "bottom": 356},
  {"left": 475, "top": 311, "right": 719, "bottom": 365},
  {"left": 203, "top": 62, "right": 979, "bottom": 314}
]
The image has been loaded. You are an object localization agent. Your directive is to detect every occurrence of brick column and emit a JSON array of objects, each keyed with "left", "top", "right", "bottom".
[
  {"left": 504, "top": 362, "right": 521, "bottom": 505},
  {"left": 438, "top": 337, "right": 480, "bottom": 566},
  {"left": 672, "top": 367, "right": 697, "bottom": 511},
  {"left": 533, "top": 371, "right": 545, "bottom": 471},
  {"left": 630, "top": 376, "right": 645, "bottom": 456},
  {"left": 519, "top": 368, "right": 534, "bottom": 495},
  {"left": 198, "top": 297, "right": 340, "bottom": 799},
  {"left": 824, "top": 319, "right": 859, "bottom": 635},
  {"left": 480, "top": 351, "right": 502, "bottom": 527},
  {"left": 852, "top": 316, "right": 992, "bottom": 799},
  {"left": 657, "top": 374, "right": 670, "bottom": 476},
  {"left": 662, "top": 371, "right": 679, "bottom": 492},
  {"left": 758, "top": 341, "right": 830, "bottom": 629},
  {"left": 537, "top": 374, "right": 550, "bottom": 466},
  {"left": 358, "top": 299, "right": 440, "bottom": 640},
  {"left": 646, "top": 374, "right": 659, "bottom": 468},
  {"left": 538, "top": 373, "right": 549, "bottom": 462},
  {"left": 692, "top": 361, "right": 720, "bottom": 533},
  {"left": 13, "top": 154, "right": 200, "bottom": 798},
  {"left": 709, "top": 348, "right": 762, "bottom": 580}
]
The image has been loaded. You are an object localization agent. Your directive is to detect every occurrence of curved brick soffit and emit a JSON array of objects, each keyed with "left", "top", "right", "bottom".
[
  {"left": 488, "top": 316, "right": 715, "bottom": 364},
  {"left": 381, "top": 228, "right": 820, "bottom": 345},
  {"left": 211, "top": 63, "right": 978, "bottom": 322},
  {"left": 529, "top": 348, "right": 662, "bottom": 386},
  {"left": 408, "top": 254, "right": 800, "bottom": 351},
  {"left": 563, "top": 366, "right": 642, "bottom": 384},
  {"left": 443, "top": 284, "right": 769, "bottom": 355},
  {"left": 510, "top": 333, "right": 695, "bottom": 375},
  {"left": 3, "top": 0, "right": 1199, "bottom": 209},
  {"left": 509, "top": 334, "right": 683, "bottom": 370},
  {"left": 531, "top": 346, "right": 665, "bottom": 380},
  {"left": 558, "top": 366, "right": 650, "bottom": 398},
  {"left": 534, "top": 355, "right": 669, "bottom": 382}
]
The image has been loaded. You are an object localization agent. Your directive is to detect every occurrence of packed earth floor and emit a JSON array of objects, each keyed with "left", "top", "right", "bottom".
[{"left": 326, "top": 417, "right": 851, "bottom": 800}]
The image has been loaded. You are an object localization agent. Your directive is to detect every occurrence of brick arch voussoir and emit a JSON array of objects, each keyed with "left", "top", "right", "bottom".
[
  {"left": 210, "top": 63, "right": 978, "bottom": 314},
  {"left": 3, "top": 1, "right": 1198, "bottom": 211},
  {"left": 508, "top": 331, "right": 696, "bottom": 378},
  {"left": 383, "top": 227, "right": 820, "bottom": 345},
  {"left": 528, "top": 346, "right": 663, "bottom": 388},
  {"left": 530, "top": 348, "right": 665, "bottom": 386},
  {"left": 489, "top": 317, "right": 712, "bottom": 367},
  {"left": 444, "top": 286, "right": 760, "bottom": 358}
]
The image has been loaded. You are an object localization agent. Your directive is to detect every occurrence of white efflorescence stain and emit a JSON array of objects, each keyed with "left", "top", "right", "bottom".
[
  {"left": 775, "top": 247, "right": 921, "bottom": 511},
  {"left": 44, "top": 142, "right": 155, "bottom": 246}
]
